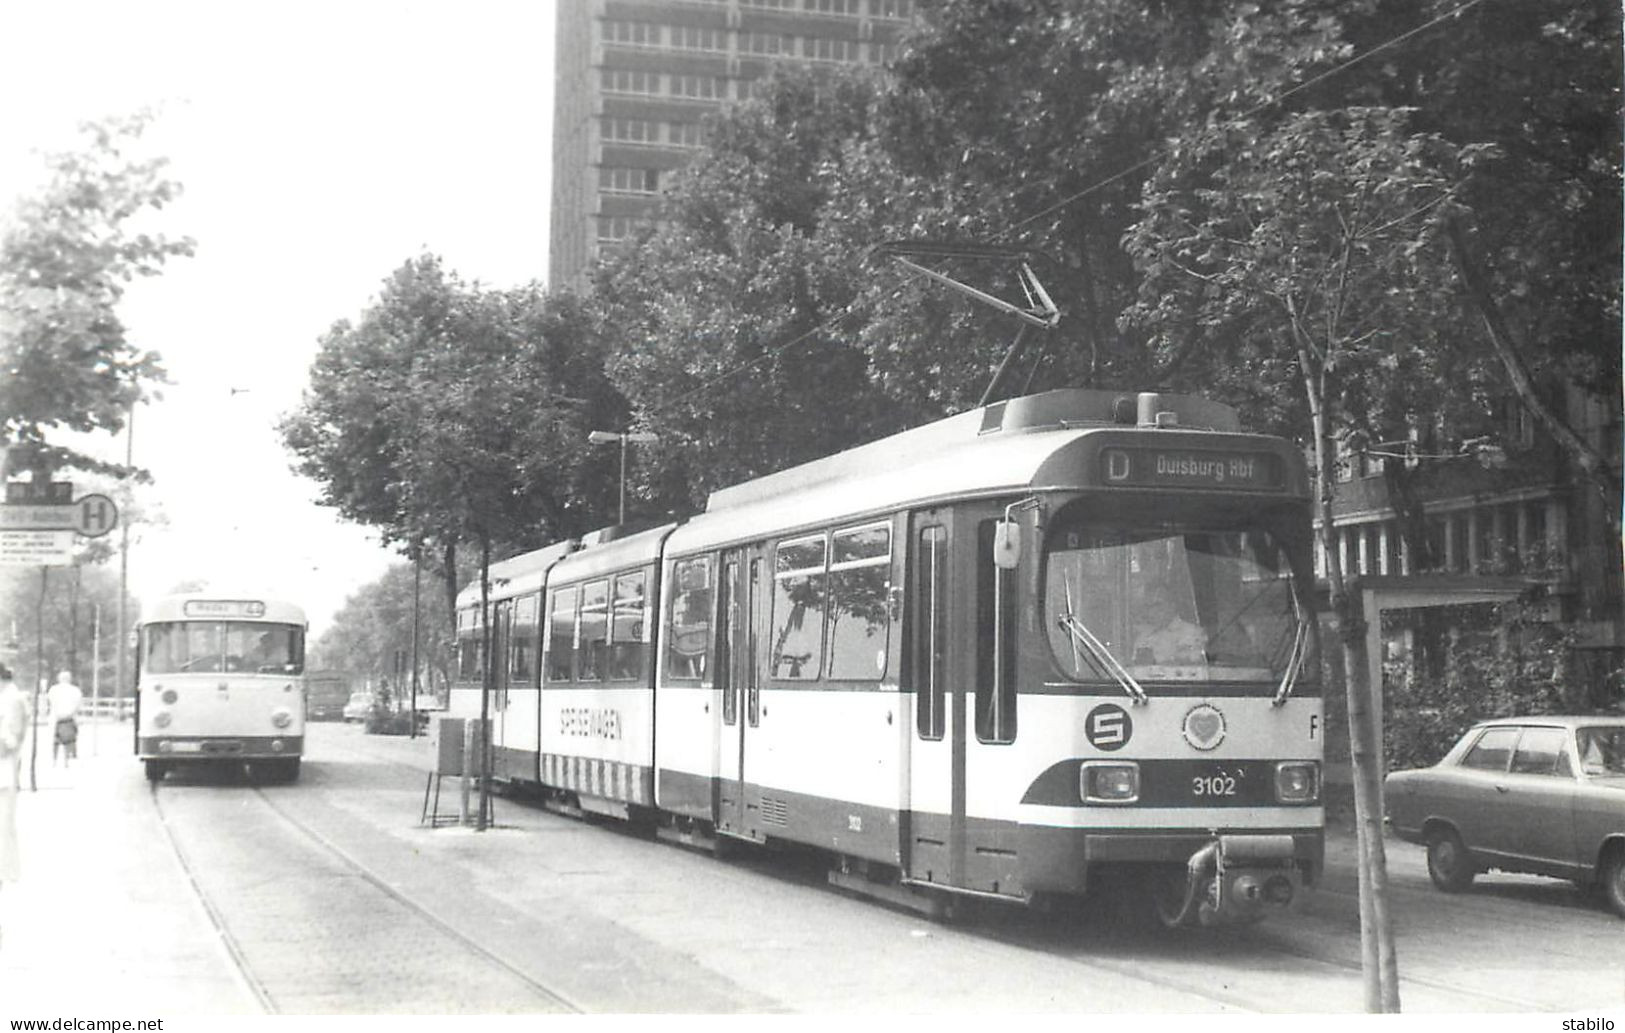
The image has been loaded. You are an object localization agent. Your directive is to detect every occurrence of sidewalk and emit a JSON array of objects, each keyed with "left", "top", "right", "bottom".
[{"left": 0, "top": 720, "right": 260, "bottom": 1017}]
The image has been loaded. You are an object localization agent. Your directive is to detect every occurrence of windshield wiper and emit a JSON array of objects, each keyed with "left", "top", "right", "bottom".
[
  {"left": 1057, "top": 612, "right": 1148, "bottom": 705},
  {"left": 1271, "top": 586, "right": 1310, "bottom": 707}
]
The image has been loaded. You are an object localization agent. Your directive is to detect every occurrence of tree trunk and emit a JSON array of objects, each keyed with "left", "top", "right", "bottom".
[
  {"left": 1293, "top": 320, "right": 1402, "bottom": 1013},
  {"left": 1382, "top": 458, "right": 1433, "bottom": 572},
  {"left": 1444, "top": 217, "right": 1621, "bottom": 537}
]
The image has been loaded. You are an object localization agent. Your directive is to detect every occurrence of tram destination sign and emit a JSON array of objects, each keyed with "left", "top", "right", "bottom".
[{"left": 1101, "top": 447, "right": 1283, "bottom": 491}]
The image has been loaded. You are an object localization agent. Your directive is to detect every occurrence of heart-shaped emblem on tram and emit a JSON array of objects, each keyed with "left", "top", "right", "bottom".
[{"left": 1183, "top": 704, "right": 1226, "bottom": 750}]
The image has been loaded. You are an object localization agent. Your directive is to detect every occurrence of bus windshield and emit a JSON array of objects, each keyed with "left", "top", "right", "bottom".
[
  {"left": 144, "top": 622, "right": 305, "bottom": 675},
  {"left": 1044, "top": 520, "right": 1312, "bottom": 686}
]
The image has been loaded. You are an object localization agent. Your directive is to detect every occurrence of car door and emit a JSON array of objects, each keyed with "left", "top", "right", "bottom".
[
  {"left": 1450, "top": 726, "right": 1521, "bottom": 861},
  {"left": 1503, "top": 726, "right": 1580, "bottom": 873}
]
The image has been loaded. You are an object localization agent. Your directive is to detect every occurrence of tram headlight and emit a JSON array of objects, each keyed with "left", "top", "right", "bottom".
[
  {"left": 153, "top": 711, "right": 172, "bottom": 729},
  {"left": 1080, "top": 761, "right": 1139, "bottom": 803},
  {"left": 271, "top": 708, "right": 293, "bottom": 729},
  {"left": 1274, "top": 761, "right": 1320, "bottom": 803}
]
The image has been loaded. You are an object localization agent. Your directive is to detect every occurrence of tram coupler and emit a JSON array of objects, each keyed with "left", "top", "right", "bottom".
[{"left": 1166, "top": 834, "right": 1302, "bottom": 927}]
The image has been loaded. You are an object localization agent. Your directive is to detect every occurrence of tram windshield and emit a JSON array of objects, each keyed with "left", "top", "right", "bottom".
[
  {"left": 144, "top": 622, "right": 305, "bottom": 675},
  {"left": 1044, "top": 518, "right": 1312, "bottom": 687}
]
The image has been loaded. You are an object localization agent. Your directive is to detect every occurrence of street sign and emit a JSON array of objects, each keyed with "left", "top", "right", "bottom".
[
  {"left": 72, "top": 493, "right": 118, "bottom": 537},
  {"left": 4, "top": 481, "right": 72, "bottom": 504},
  {"left": 0, "top": 493, "right": 119, "bottom": 537},
  {"left": 0, "top": 530, "right": 74, "bottom": 566}
]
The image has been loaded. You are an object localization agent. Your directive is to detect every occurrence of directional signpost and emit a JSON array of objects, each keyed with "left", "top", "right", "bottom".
[
  {"left": 2, "top": 481, "right": 122, "bottom": 791},
  {"left": 0, "top": 487, "right": 119, "bottom": 565}
]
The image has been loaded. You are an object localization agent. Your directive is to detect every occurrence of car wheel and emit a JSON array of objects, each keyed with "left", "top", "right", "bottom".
[
  {"left": 1426, "top": 828, "right": 1476, "bottom": 892},
  {"left": 1602, "top": 849, "right": 1625, "bottom": 919}
]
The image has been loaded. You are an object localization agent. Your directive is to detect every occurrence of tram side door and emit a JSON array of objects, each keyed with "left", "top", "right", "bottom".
[
  {"left": 715, "top": 548, "right": 757, "bottom": 838},
  {"left": 903, "top": 508, "right": 962, "bottom": 888}
]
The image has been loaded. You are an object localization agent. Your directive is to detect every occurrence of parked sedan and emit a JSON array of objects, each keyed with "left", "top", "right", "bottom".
[
  {"left": 1386, "top": 716, "right": 1625, "bottom": 917},
  {"left": 342, "top": 691, "right": 376, "bottom": 723}
]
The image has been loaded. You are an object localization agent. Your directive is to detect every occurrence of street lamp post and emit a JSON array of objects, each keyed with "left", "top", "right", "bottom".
[{"left": 588, "top": 430, "right": 659, "bottom": 525}]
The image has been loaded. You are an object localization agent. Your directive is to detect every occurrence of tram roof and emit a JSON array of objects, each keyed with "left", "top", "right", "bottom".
[
  {"left": 453, "top": 539, "right": 577, "bottom": 610},
  {"left": 702, "top": 388, "right": 1241, "bottom": 515},
  {"left": 666, "top": 388, "right": 1255, "bottom": 556},
  {"left": 548, "top": 522, "right": 678, "bottom": 586},
  {"left": 138, "top": 593, "right": 307, "bottom": 626}
]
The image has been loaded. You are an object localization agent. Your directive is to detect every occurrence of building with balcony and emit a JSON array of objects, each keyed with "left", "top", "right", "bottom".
[
  {"left": 1320, "top": 385, "right": 1623, "bottom": 707},
  {"left": 550, "top": 0, "right": 915, "bottom": 292}
]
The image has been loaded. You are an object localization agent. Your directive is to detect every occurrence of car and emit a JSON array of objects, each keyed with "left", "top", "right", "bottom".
[
  {"left": 1385, "top": 715, "right": 1625, "bottom": 917},
  {"left": 342, "top": 691, "right": 376, "bottom": 723}
]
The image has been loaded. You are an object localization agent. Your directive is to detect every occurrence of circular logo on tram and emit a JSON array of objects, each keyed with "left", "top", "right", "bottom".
[
  {"left": 1085, "top": 703, "right": 1133, "bottom": 752},
  {"left": 1182, "top": 703, "right": 1227, "bottom": 751}
]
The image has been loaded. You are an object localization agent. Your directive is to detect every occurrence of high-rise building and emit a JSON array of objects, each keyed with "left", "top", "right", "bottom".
[{"left": 550, "top": 0, "right": 915, "bottom": 292}]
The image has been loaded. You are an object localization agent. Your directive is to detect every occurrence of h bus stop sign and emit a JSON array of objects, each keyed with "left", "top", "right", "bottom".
[
  {"left": 71, "top": 493, "right": 119, "bottom": 537},
  {"left": 0, "top": 488, "right": 119, "bottom": 565}
]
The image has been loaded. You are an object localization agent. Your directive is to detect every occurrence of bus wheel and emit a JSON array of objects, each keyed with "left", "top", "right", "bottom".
[{"left": 144, "top": 760, "right": 166, "bottom": 783}]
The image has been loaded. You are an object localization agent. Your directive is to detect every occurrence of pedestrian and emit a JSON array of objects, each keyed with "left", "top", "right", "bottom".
[
  {"left": 47, "top": 671, "right": 83, "bottom": 767},
  {"left": 1, "top": 663, "right": 31, "bottom": 924}
]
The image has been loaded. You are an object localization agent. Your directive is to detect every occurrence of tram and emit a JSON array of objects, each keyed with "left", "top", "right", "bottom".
[
  {"left": 134, "top": 594, "right": 308, "bottom": 783},
  {"left": 451, "top": 388, "right": 1323, "bottom": 926}
]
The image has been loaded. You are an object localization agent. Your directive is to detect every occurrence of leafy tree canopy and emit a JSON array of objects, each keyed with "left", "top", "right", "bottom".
[{"left": 0, "top": 111, "right": 193, "bottom": 479}]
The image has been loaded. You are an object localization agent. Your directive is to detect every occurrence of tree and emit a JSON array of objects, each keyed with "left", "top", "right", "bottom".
[
  {"left": 0, "top": 111, "right": 192, "bottom": 480},
  {"left": 310, "top": 562, "right": 453, "bottom": 703}
]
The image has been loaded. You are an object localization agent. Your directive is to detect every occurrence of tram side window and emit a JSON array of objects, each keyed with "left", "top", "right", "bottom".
[
  {"left": 827, "top": 524, "right": 892, "bottom": 680},
  {"left": 546, "top": 586, "right": 577, "bottom": 682},
  {"left": 772, "top": 534, "right": 827, "bottom": 680},
  {"left": 913, "top": 525, "right": 947, "bottom": 740},
  {"left": 976, "top": 519, "right": 1017, "bottom": 743},
  {"left": 511, "top": 594, "right": 538, "bottom": 684},
  {"left": 457, "top": 609, "right": 483, "bottom": 682},
  {"left": 665, "top": 557, "right": 712, "bottom": 680},
  {"left": 577, "top": 580, "right": 610, "bottom": 681},
  {"left": 609, "top": 571, "right": 648, "bottom": 680}
]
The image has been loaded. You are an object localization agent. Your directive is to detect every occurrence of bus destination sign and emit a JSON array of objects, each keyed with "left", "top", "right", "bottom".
[
  {"left": 1102, "top": 448, "right": 1283, "bottom": 490},
  {"left": 183, "top": 599, "right": 268, "bottom": 618}
]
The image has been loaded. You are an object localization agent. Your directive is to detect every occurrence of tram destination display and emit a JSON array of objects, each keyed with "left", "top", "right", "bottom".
[{"left": 1101, "top": 447, "right": 1284, "bottom": 490}]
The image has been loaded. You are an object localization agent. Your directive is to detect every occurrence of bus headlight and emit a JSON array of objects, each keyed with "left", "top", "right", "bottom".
[
  {"left": 1081, "top": 761, "right": 1140, "bottom": 803},
  {"left": 154, "top": 711, "right": 172, "bottom": 729},
  {"left": 161, "top": 689, "right": 178, "bottom": 704},
  {"left": 271, "top": 708, "right": 293, "bottom": 729},
  {"left": 1275, "top": 761, "right": 1320, "bottom": 803}
]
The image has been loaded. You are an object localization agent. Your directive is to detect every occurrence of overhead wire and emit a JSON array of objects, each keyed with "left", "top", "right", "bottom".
[{"left": 642, "top": 0, "right": 1491, "bottom": 420}]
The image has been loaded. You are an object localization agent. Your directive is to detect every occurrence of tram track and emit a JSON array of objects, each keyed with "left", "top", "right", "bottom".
[{"left": 147, "top": 775, "right": 585, "bottom": 1014}]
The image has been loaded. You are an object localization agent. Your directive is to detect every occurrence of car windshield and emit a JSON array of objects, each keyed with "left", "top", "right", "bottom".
[
  {"left": 1045, "top": 520, "right": 1312, "bottom": 686},
  {"left": 1575, "top": 725, "right": 1625, "bottom": 776}
]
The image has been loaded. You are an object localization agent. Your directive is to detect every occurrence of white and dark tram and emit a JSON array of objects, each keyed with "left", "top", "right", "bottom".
[
  {"left": 135, "top": 594, "right": 309, "bottom": 783},
  {"left": 449, "top": 388, "right": 1323, "bottom": 925}
]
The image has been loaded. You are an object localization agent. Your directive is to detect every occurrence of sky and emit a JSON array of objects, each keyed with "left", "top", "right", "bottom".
[{"left": 0, "top": 0, "right": 557, "bottom": 636}]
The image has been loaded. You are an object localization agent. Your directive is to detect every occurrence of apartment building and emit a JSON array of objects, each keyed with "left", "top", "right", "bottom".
[
  {"left": 1320, "top": 386, "right": 1623, "bottom": 701},
  {"left": 550, "top": 0, "right": 915, "bottom": 291}
]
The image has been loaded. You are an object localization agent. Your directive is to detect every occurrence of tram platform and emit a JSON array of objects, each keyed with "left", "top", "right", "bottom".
[{"left": 0, "top": 719, "right": 259, "bottom": 1017}]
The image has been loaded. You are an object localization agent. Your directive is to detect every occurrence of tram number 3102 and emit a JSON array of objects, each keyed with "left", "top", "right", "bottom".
[{"left": 1192, "top": 773, "right": 1239, "bottom": 797}]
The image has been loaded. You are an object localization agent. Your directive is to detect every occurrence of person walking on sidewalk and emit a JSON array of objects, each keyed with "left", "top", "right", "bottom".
[
  {"left": 0, "top": 664, "right": 31, "bottom": 917},
  {"left": 46, "top": 671, "right": 82, "bottom": 766}
]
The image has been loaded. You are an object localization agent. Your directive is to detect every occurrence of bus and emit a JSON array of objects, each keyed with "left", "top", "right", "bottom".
[{"left": 135, "top": 594, "right": 308, "bottom": 783}]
